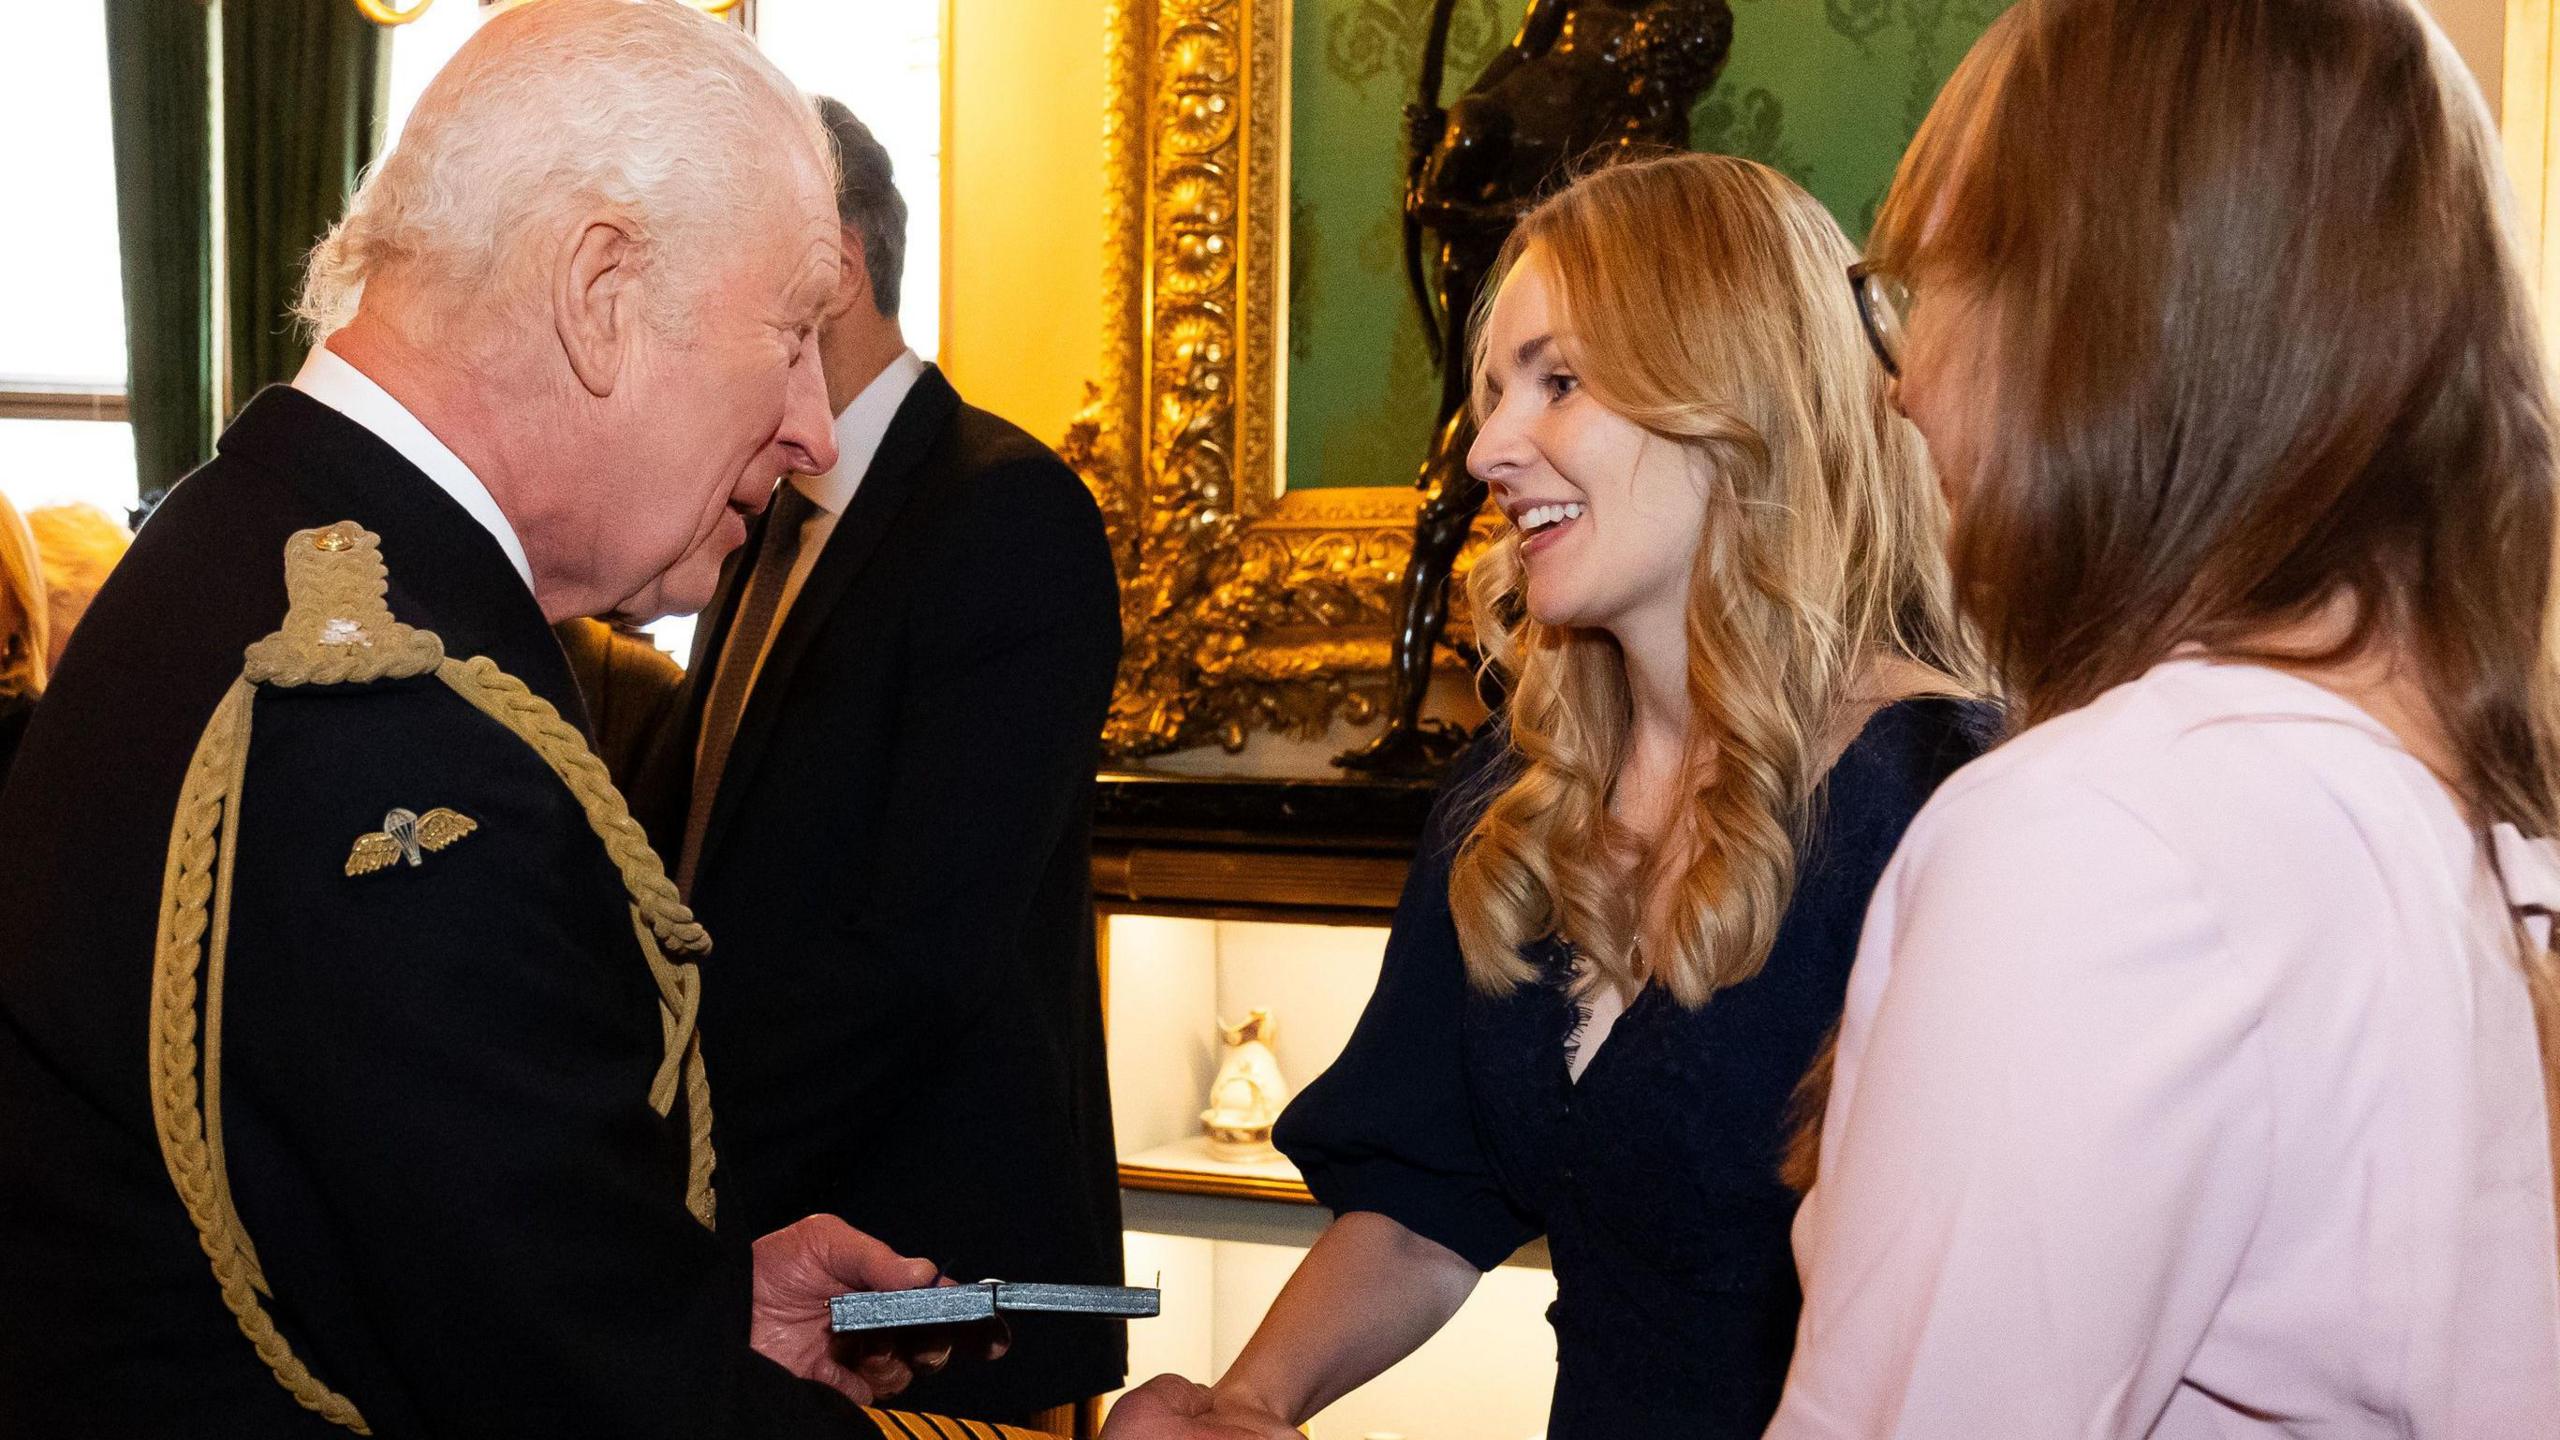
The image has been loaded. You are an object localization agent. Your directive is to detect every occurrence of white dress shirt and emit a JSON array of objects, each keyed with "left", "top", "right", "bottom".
[
  {"left": 712, "top": 347, "right": 926, "bottom": 697},
  {"left": 1770, "top": 658, "right": 2560, "bottom": 1439},
  {"left": 289, "top": 344, "right": 534, "bottom": 594}
]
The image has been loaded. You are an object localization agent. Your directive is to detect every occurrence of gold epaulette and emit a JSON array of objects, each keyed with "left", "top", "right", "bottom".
[
  {"left": 238, "top": 525, "right": 442, "bottom": 686},
  {"left": 149, "top": 523, "right": 713, "bottom": 1434},
  {"left": 863, "top": 1408, "right": 1061, "bottom": 1440}
]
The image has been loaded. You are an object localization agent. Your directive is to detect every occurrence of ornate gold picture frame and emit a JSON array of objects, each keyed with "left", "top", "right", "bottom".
[{"left": 1065, "top": 0, "right": 1487, "bottom": 760}]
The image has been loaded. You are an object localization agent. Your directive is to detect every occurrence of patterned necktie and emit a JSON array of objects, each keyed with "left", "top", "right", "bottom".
[{"left": 676, "top": 482, "right": 818, "bottom": 895}]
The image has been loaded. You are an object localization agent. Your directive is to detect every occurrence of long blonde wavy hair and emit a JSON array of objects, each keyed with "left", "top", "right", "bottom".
[{"left": 1448, "top": 152, "right": 1972, "bottom": 1007}]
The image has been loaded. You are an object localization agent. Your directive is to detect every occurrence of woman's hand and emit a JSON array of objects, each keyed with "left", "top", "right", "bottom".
[
  {"left": 1101, "top": 1376, "right": 1301, "bottom": 1440},
  {"left": 748, "top": 1214, "right": 1007, "bottom": 1403}
]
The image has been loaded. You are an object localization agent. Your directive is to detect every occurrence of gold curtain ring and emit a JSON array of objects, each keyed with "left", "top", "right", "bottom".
[
  {"left": 353, "top": 0, "right": 438, "bottom": 24},
  {"left": 691, "top": 0, "right": 745, "bottom": 12}
]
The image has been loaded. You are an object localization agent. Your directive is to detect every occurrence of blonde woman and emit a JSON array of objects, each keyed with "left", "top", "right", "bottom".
[
  {"left": 1770, "top": 1, "right": 2560, "bottom": 1435},
  {"left": 1106, "top": 153, "right": 1988, "bottom": 1440},
  {"left": 0, "top": 492, "right": 46, "bottom": 784}
]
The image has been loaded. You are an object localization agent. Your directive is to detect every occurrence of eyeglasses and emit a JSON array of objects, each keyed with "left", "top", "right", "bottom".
[{"left": 1848, "top": 262, "right": 1910, "bottom": 380}]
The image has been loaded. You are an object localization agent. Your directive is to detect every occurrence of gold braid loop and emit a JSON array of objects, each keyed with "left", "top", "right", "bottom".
[
  {"left": 437, "top": 654, "right": 711, "bottom": 956},
  {"left": 151, "top": 680, "right": 371, "bottom": 1433},
  {"left": 149, "top": 524, "right": 718, "bottom": 1432},
  {"left": 436, "top": 652, "right": 717, "bottom": 1224}
]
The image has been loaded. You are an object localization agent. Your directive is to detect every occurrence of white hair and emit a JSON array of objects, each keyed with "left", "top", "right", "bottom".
[{"left": 297, "top": 0, "right": 831, "bottom": 339}]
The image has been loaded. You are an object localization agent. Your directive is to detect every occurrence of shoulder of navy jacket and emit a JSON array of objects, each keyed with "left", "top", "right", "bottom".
[{"left": 140, "top": 519, "right": 722, "bottom": 1434}]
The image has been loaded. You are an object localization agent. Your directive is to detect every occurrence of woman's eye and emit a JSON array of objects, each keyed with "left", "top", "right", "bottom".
[{"left": 1541, "top": 371, "right": 1580, "bottom": 401}]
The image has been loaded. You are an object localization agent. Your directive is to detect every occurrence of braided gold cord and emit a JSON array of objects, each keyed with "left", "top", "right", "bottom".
[
  {"left": 150, "top": 680, "right": 371, "bottom": 1433},
  {"left": 440, "top": 653, "right": 716, "bottom": 1226},
  {"left": 437, "top": 652, "right": 709, "bottom": 949},
  {"left": 148, "top": 525, "right": 720, "bottom": 1431},
  {"left": 200, "top": 664, "right": 268, "bottom": 1296}
]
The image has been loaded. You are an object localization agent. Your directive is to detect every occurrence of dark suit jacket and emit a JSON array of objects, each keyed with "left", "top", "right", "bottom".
[
  {"left": 555, "top": 616, "right": 687, "bottom": 792},
  {"left": 0, "top": 389, "right": 915, "bottom": 1439},
  {"left": 0, "top": 689, "right": 30, "bottom": 795},
  {"left": 645, "top": 365, "right": 1126, "bottom": 1418}
]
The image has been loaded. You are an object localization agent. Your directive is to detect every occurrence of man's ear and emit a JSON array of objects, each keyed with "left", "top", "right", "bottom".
[
  {"left": 826, "top": 220, "right": 873, "bottom": 322},
  {"left": 555, "top": 215, "right": 642, "bottom": 398}
]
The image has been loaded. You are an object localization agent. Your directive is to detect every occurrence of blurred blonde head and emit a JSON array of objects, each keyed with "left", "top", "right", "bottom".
[
  {"left": 28, "top": 503, "right": 132, "bottom": 675},
  {"left": 0, "top": 493, "right": 45, "bottom": 698},
  {"left": 1450, "top": 152, "right": 1973, "bottom": 1007}
]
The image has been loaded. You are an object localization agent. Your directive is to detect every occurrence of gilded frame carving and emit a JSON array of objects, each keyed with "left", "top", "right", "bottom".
[{"left": 1065, "top": 0, "right": 1489, "bottom": 759}]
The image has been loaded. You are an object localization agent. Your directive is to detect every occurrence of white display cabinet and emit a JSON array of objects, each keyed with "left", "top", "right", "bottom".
[
  {"left": 1090, "top": 773, "right": 1558, "bottom": 1439},
  {"left": 1121, "top": 1207, "right": 1559, "bottom": 1440}
]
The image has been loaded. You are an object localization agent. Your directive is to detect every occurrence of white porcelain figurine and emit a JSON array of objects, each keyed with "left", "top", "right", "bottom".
[{"left": 1201, "top": 1009, "right": 1290, "bottom": 1161}]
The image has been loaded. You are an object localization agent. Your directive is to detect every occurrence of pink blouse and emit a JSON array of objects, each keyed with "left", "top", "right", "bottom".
[{"left": 1768, "top": 659, "right": 2560, "bottom": 1438}]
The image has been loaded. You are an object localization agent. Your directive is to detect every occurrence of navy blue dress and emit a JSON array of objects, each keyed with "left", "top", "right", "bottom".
[{"left": 1273, "top": 698, "right": 1995, "bottom": 1438}]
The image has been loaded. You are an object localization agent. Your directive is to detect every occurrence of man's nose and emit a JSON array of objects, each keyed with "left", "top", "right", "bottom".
[{"left": 782, "top": 347, "right": 839, "bottom": 476}]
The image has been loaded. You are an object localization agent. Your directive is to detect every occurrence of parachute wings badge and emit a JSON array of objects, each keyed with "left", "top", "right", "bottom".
[{"left": 344, "top": 806, "right": 479, "bottom": 877}]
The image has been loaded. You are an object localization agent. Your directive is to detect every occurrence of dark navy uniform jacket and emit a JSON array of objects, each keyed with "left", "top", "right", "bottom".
[{"left": 0, "top": 389, "right": 1005, "bottom": 1439}]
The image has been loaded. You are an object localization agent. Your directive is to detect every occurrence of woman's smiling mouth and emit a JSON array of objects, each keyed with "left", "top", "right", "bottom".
[{"left": 1514, "top": 500, "right": 1586, "bottom": 555}]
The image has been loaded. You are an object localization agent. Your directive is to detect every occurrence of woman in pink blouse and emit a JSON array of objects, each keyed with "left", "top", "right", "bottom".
[{"left": 1769, "top": 1, "right": 2560, "bottom": 1436}]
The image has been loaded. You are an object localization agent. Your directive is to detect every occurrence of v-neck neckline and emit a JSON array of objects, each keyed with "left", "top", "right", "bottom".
[
  {"left": 1546, "top": 696, "right": 1958, "bottom": 1092},
  {"left": 1558, "top": 945, "right": 1647, "bottom": 1090}
]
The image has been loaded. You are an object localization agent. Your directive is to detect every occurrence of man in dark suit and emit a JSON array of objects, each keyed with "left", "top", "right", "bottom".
[
  {"left": 555, "top": 615, "right": 688, "bottom": 790},
  {"left": 0, "top": 5, "right": 1028, "bottom": 1436},
  {"left": 654, "top": 97, "right": 1126, "bottom": 1427}
]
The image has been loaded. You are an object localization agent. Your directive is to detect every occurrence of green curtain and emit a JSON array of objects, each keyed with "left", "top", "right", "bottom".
[
  {"left": 105, "top": 0, "right": 385, "bottom": 511},
  {"left": 105, "top": 0, "right": 217, "bottom": 518},
  {"left": 221, "top": 0, "right": 387, "bottom": 413}
]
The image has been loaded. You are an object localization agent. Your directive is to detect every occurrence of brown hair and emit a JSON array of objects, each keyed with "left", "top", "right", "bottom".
[
  {"left": 1866, "top": 0, "right": 2560, "bottom": 1197},
  {"left": 1450, "top": 152, "right": 1973, "bottom": 1008},
  {"left": 1874, "top": 0, "right": 2557, "bottom": 772}
]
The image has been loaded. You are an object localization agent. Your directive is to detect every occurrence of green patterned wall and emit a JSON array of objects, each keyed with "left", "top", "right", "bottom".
[{"left": 1284, "top": 0, "right": 2009, "bottom": 490}]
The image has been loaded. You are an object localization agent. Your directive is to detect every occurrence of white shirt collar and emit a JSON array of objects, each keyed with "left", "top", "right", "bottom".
[
  {"left": 289, "top": 344, "right": 537, "bottom": 594},
  {"left": 792, "top": 348, "right": 926, "bottom": 513}
]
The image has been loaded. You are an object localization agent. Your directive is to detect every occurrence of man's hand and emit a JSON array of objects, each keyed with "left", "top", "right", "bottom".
[
  {"left": 749, "top": 1214, "right": 1006, "bottom": 1404},
  {"left": 1101, "top": 1375, "right": 1300, "bottom": 1440}
]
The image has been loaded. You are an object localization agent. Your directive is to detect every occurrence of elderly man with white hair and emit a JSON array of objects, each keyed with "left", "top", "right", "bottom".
[{"left": 0, "top": 3, "right": 1040, "bottom": 1436}]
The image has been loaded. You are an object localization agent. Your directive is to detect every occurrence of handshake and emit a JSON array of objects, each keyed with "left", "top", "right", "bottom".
[{"left": 1100, "top": 1378, "right": 1298, "bottom": 1440}]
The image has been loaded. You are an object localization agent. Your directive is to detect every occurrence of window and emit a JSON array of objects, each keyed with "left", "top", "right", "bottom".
[
  {"left": 656, "top": 0, "right": 952, "bottom": 662},
  {"left": 752, "top": 0, "right": 946, "bottom": 361},
  {"left": 0, "top": 0, "right": 944, "bottom": 642},
  {"left": 380, "top": 0, "right": 944, "bottom": 359},
  {"left": 381, "top": 0, "right": 486, "bottom": 150},
  {"left": 374, "top": 0, "right": 947, "bottom": 661},
  {"left": 0, "top": 0, "right": 138, "bottom": 521}
]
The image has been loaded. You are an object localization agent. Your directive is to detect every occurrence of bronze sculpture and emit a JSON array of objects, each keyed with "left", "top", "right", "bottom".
[{"left": 1335, "top": 0, "right": 1736, "bottom": 773}]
